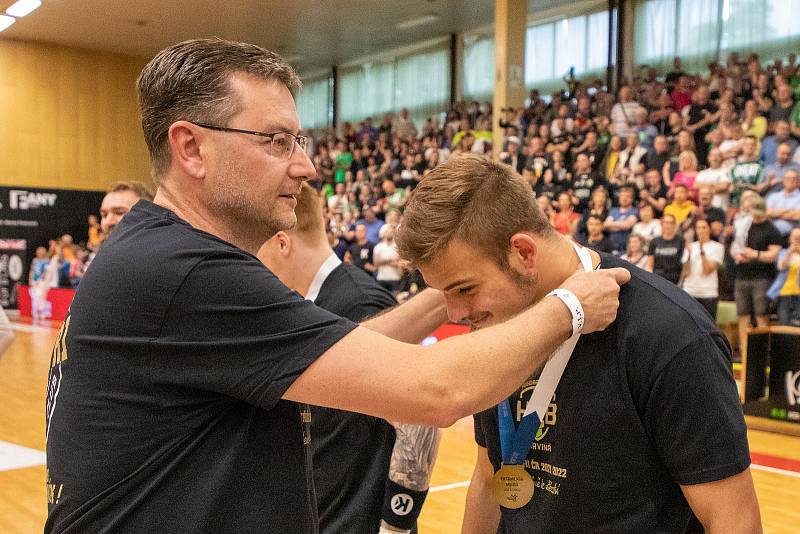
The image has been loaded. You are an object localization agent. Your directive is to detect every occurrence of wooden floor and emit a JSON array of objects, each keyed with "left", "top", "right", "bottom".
[{"left": 1, "top": 320, "right": 799, "bottom": 533}]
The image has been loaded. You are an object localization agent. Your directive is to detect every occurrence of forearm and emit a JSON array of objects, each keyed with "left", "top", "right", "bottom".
[
  {"left": 461, "top": 476, "right": 500, "bottom": 534},
  {"left": 361, "top": 288, "right": 448, "bottom": 344},
  {"left": 387, "top": 424, "right": 442, "bottom": 490}
]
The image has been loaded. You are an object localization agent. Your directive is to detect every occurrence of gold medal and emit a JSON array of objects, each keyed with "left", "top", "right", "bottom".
[{"left": 491, "top": 464, "right": 534, "bottom": 509}]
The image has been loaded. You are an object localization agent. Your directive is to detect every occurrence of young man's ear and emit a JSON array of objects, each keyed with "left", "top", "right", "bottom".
[
  {"left": 508, "top": 233, "right": 538, "bottom": 273},
  {"left": 275, "top": 231, "right": 292, "bottom": 257}
]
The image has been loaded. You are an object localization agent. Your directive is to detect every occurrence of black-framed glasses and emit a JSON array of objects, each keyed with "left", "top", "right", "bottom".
[{"left": 191, "top": 122, "right": 308, "bottom": 159}]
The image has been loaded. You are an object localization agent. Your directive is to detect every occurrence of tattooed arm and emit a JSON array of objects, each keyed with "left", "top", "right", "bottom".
[
  {"left": 388, "top": 423, "right": 442, "bottom": 490},
  {"left": 379, "top": 423, "right": 442, "bottom": 532}
]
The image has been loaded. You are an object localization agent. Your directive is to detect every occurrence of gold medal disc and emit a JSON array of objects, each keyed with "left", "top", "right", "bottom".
[{"left": 491, "top": 464, "right": 534, "bottom": 509}]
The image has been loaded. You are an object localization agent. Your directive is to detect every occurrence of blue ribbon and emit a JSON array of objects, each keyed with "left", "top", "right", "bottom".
[{"left": 498, "top": 399, "right": 542, "bottom": 465}]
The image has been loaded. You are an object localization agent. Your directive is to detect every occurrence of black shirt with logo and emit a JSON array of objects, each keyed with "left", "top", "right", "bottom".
[
  {"left": 311, "top": 263, "right": 399, "bottom": 534},
  {"left": 45, "top": 201, "right": 357, "bottom": 534},
  {"left": 649, "top": 234, "right": 685, "bottom": 284},
  {"left": 348, "top": 241, "right": 376, "bottom": 272},
  {"left": 474, "top": 255, "right": 748, "bottom": 533}
]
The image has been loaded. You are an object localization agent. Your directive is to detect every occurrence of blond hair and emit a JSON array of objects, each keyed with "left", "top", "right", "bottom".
[
  {"left": 291, "top": 183, "right": 326, "bottom": 240},
  {"left": 396, "top": 154, "right": 554, "bottom": 268}
]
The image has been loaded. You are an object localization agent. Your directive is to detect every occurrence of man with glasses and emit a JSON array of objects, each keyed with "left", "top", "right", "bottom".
[{"left": 44, "top": 39, "right": 628, "bottom": 533}]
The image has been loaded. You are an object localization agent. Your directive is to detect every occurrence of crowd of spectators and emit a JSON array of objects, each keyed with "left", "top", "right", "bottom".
[
  {"left": 304, "top": 51, "right": 800, "bottom": 352},
  {"left": 27, "top": 217, "right": 103, "bottom": 319}
]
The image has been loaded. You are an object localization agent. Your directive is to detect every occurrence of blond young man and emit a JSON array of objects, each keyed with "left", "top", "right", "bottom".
[{"left": 396, "top": 154, "right": 760, "bottom": 534}]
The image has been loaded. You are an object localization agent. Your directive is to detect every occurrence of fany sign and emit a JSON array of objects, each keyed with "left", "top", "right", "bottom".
[{"left": 8, "top": 190, "right": 58, "bottom": 210}]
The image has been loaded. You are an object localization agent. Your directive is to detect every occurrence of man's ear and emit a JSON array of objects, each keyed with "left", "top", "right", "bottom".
[
  {"left": 275, "top": 231, "right": 292, "bottom": 257},
  {"left": 167, "top": 120, "right": 208, "bottom": 180},
  {"left": 507, "top": 232, "right": 539, "bottom": 274}
]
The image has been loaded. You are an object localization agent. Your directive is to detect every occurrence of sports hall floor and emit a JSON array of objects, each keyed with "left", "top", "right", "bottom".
[{"left": 1, "top": 318, "right": 799, "bottom": 533}]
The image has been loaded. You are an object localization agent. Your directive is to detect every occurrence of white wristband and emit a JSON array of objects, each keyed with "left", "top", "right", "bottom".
[{"left": 547, "top": 288, "right": 584, "bottom": 337}]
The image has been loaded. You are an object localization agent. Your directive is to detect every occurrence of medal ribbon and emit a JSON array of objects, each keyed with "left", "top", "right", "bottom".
[{"left": 498, "top": 243, "right": 594, "bottom": 466}]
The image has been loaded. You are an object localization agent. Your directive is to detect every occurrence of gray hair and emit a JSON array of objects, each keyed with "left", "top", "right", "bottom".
[{"left": 137, "top": 38, "right": 301, "bottom": 183}]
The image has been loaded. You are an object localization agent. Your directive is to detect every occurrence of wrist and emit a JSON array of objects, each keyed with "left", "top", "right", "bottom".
[{"left": 546, "top": 288, "right": 585, "bottom": 337}]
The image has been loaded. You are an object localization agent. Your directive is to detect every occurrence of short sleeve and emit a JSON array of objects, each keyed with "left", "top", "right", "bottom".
[
  {"left": 643, "top": 333, "right": 750, "bottom": 485},
  {"left": 648, "top": 239, "right": 657, "bottom": 256},
  {"left": 152, "top": 252, "right": 358, "bottom": 410},
  {"left": 707, "top": 242, "right": 725, "bottom": 265}
]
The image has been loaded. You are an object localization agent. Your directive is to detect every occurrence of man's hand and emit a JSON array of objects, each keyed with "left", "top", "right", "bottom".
[{"left": 558, "top": 267, "right": 630, "bottom": 333}]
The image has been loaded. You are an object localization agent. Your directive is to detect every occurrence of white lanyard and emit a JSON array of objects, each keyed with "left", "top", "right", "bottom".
[{"left": 522, "top": 242, "right": 594, "bottom": 420}]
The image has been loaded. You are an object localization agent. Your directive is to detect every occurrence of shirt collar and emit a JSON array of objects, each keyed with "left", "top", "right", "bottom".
[{"left": 306, "top": 253, "right": 342, "bottom": 303}]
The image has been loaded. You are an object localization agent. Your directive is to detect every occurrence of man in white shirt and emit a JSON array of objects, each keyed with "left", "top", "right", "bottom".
[
  {"left": 766, "top": 169, "right": 800, "bottom": 238},
  {"left": 610, "top": 86, "right": 640, "bottom": 138},
  {"left": 695, "top": 148, "right": 732, "bottom": 210}
]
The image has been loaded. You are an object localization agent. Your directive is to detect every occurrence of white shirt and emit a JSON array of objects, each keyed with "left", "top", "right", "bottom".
[
  {"left": 681, "top": 240, "right": 724, "bottom": 298},
  {"left": 373, "top": 241, "right": 401, "bottom": 282},
  {"left": 306, "top": 253, "right": 342, "bottom": 303},
  {"left": 695, "top": 167, "right": 732, "bottom": 210},
  {"left": 633, "top": 219, "right": 662, "bottom": 244}
]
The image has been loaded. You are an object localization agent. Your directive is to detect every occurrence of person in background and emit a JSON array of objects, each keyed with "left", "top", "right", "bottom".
[
  {"left": 695, "top": 148, "right": 732, "bottom": 211},
  {"left": 670, "top": 150, "right": 700, "bottom": 202},
  {"left": 373, "top": 224, "right": 403, "bottom": 294},
  {"left": 768, "top": 226, "right": 800, "bottom": 326},
  {"left": 733, "top": 196, "right": 783, "bottom": 357},
  {"left": 682, "top": 219, "right": 725, "bottom": 320},
  {"left": 648, "top": 214, "right": 684, "bottom": 285},
  {"left": 551, "top": 192, "right": 579, "bottom": 237},
  {"left": 258, "top": 184, "right": 439, "bottom": 534},
  {"left": 620, "top": 234, "right": 649, "bottom": 269},
  {"left": 100, "top": 181, "right": 155, "bottom": 236},
  {"left": 632, "top": 203, "right": 662, "bottom": 245},
  {"left": 664, "top": 184, "right": 697, "bottom": 230},
  {"left": 87, "top": 215, "right": 104, "bottom": 252},
  {"left": 29, "top": 246, "right": 52, "bottom": 320},
  {"left": 346, "top": 223, "right": 376, "bottom": 274},
  {"left": 765, "top": 169, "right": 800, "bottom": 241},
  {"left": 585, "top": 214, "right": 613, "bottom": 254},
  {"left": 604, "top": 186, "right": 639, "bottom": 255}
]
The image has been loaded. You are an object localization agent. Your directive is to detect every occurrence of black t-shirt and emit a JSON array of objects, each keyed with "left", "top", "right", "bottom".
[
  {"left": 311, "top": 263, "right": 399, "bottom": 534},
  {"left": 644, "top": 150, "right": 671, "bottom": 172},
  {"left": 643, "top": 183, "right": 670, "bottom": 217},
  {"left": 571, "top": 172, "right": 604, "bottom": 212},
  {"left": 648, "top": 235, "right": 685, "bottom": 284},
  {"left": 45, "top": 201, "right": 357, "bottom": 534},
  {"left": 474, "top": 255, "right": 748, "bottom": 534},
  {"left": 585, "top": 235, "right": 613, "bottom": 254},
  {"left": 348, "top": 241, "right": 376, "bottom": 271},
  {"left": 737, "top": 220, "right": 784, "bottom": 280}
]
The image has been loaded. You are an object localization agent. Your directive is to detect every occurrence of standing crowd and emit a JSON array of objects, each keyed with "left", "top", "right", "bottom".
[{"left": 303, "top": 52, "right": 800, "bottom": 352}]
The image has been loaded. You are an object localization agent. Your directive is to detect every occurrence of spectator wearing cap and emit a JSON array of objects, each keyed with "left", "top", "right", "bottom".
[
  {"left": 766, "top": 169, "right": 800, "bottom": 239},
  {"left": 500, "top": 136, "right": 525, "bottom": 174},
  {"left": 733, "top": 195, "right": 783, "bottom": 357}
]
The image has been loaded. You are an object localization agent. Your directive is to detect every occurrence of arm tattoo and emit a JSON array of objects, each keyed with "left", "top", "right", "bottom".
[{"left": 388, "top": 424, "right": 442, "bottom": 491}]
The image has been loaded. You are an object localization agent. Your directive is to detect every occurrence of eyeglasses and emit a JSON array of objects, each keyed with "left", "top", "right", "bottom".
[{"left": 191, "top": 122, "right": 308, "bottom": 160}]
